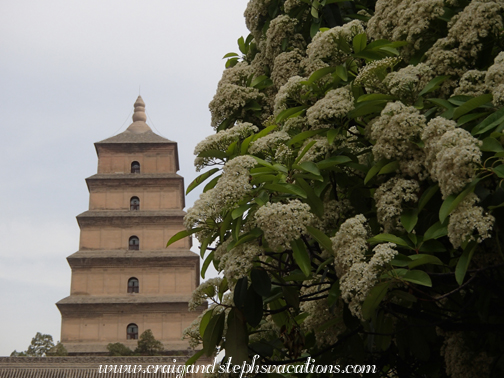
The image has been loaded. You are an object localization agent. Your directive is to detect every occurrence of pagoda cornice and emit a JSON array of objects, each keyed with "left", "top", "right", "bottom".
[
  {"left": 76, "top": 210, "right": 185, "bottom": 227},
  {"left": 85, "top": 173, "right": 183, "bottom": 189},
  {"left": 67, "top": 249, "right": 199, "bottom": 269}
]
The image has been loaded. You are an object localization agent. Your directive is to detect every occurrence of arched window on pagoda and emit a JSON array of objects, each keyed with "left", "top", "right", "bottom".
[
  {"left": 130, "top": 196, "right": 140, "bottom": 211},
  {"left": 129, "top": 236, "right": 139, "bottom": 250},
  {"left": 127, "top": 277, "right": 139, "bottom": 293},
  {"left": 131, "top": 161, "right": 140, "bottom": 174},
  {"left": 127, "top": 323, "right": 138, "bottom": 340}
]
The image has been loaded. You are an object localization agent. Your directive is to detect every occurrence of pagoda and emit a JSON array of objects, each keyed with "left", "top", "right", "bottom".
[{"left": 56, "top": 96, "right": 201, "bottom": 355}]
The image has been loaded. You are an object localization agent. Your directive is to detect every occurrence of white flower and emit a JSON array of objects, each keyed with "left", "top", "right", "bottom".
[
  {"left": 306, "top": 87, "right": 354, "bottom": 128},
  {"left": 254, "top": 199, "right": 314, "bottom": 250}
]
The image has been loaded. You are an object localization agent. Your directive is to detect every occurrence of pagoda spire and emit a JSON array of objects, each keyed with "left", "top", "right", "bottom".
[{"left": 132, "top": 96, "right": 147, "bottom": 122}]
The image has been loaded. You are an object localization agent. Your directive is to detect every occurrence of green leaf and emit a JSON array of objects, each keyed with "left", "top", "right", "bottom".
[
  {"left": 263, "top": 183, "right": 307, "bottom": 198},
  {"left": 401, "top": 209, "right": 418, "bottom": 233},
  {"left": 352, "top": 33, "right": 367, "bottom": 54},
  {"left": 204, "top": 175, "right": 221, "bottom": 192},
  {"left": 282, "top": 286, "right": 300, "bottom": 309},
  {"left": 424, "top": 221, "right": 448, "bottom": 240},
  {"left": 290, "top": 239, "right": 312, "bottom": 277},
  {"left": 201, "top": 251, "right": 214, "bottom": 279},
  {"left": 418, "top": 76, "right": 450, "bottom": 97},
  {"left": 222, "top": 52, "right": 239, "bottom": 59},
  {"left": 225, "top": 309, "right": 250, "bottom": 366},
  {"left": 202, "top": 311, "right": 225, "bottom": 356},
  {"left": 452, "top": 93, "right": 493, "bottom": 120},
  {"left": 244, "top": 286, "right": 264, "bottom": 326},
  {"left": 166, "top": 228, "right": 202, "bottom": 247},
  {"left": 185, "top": 349, "right": 205, "bottom": 366},
  {"left": 197, "top": 149, "right": 228, "bottom": 159},
  {"left": 439, "top": 179, "right": 480, "bottom": 223},
  {"left": 250, "top": 75, "right": 269, "bottom": 88},
  {"left": 457, "top": 112, "right": 489, "bottom": 126},
  {"left": 186, "top": 168, "right": 220, "bottom": 195},
  {"left": 232, "top": 203, "right": 253, "bottom": 220},
  {"left": 368, "top": 234, "right": 411, "bottom": 248},
  {"left": 401, "top": 270, "right": 432, "bottom": 287},
  {"left": 306, "top": 66, "right": 336, "bottom": 84},
  {"left": 362, "top": 282, "right": 389, "bottom": 320},
  {"left": 251, "top": 268, "right": 271, "bottom": 297},
  {"left": 493, "top": 165, "right": 504, "bottom": 178},
  {"left": 199, "top": 309, "right": 214, "bottom": 337},
  {"left": 275, "top": 105, "right": 308, "bottom": 123},
  {"left": 316, "top": 257, "right": 333, "bottom": 274},
  {"left": 234, "top": 277, "right": 249, "bottom": 309},
  {"left": 294, "top": 140, "right": 317, "bottom": 164},
  {"left": 327, "top": 281, "right": 341, "bottom": 307},
  {"left": 357, "top": 93, "right": 396, "bottom": 102},
  {"left": 364, "top": 159, "right": 388, "bottom": 184},
  {"left": 306, "top": 226, "right": 333, "bottom": 252},
  {"left": 287, "top": 129, "right": 323, "bottom": 146},
  {"left": 481, "top": 137, "right": 504, "bottom": 152},
  {"left": 379, "top": 161, "right": 399, "bottom": 175},
  {"left": 472, "top": 106, "right": 504, "bottom": 135},
  {"left": 455, "top": 241, "right": 477, "bottom": 285},
  {"left": 269, "top": 298, "right": 289, "bottom": 327},
  {"left": 295, "top": 177, "right": 324, "bottom": 218},
  {"left": 334, "top": 65, "right": 348, "bottom": 81},
  {"left": 407, "top": 254, "right": 443, "bottom": 269},
  {"left": 316, "top": 155, "right": 352, "bottom": 170},
  {"left": 295, "top": 161, "right": 321, "bottom": 176},
  {"left": 238, "top": 36, "right": 246, "bottom": 54},
  {"left": 418, "top": 184, "right": 439, "bottom": 211}
]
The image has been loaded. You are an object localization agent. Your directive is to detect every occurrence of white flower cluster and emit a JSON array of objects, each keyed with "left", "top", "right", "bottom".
[
  {"left": 383, "top": 63, "right": 432, "bottom": 102},
  {"left": 220, "top": 61, "right": 256, "bottom": 87},
  {"left": 371, "top": 101, "right": 426, "bottom": 177},
  {"left": 453, "top": 70, "right": 488, "bottom": 97},
  {"left": 265, "top": 15, "right": 304, "bottom": 64},
  {"left": 367, "top": 0, "right": 444, "bottom": 57},
  {"left": 194, "top": 122, "right": 258, "bottom": 171},
  {"left": 271, "top": 49, "right": 304, "bottom": 89},
  {"left": 331, "top": 214, "right": 370, "bottom": 277},
  {"left": 448, "top": 193, "right": 494, "bottom": 249},
  {"left": 284, "top": 0, "right": 303, "bottom": 13},
  {"left": 425, "top": 1, "right": 503, "bottom": 83},
  {"left": 314, "top": 198, "right": 353, "bottom": 235},
  {"left": 274, "top": 75, "right": 308, "bottom": 115},
  {"left": 282, "top": 115, "right": 308, "bottom": 133},
  {"left": 428, "top": 128, "right": 482, "bottom": 198},
  {"left": 441, "top": 332, "right": 492, "bottom": 378},
  {"left": 306, "top": 20, "right": 364, "bottom": 65},
  {"left": 209, "top": 83, "right": 265, "bottom": 128},
  {"left": 212, "top": 155, "right": 257, "bottom": 208},
  {"left": 300, "top": 283, "right": 345, "bottom": 347},
  {"left": 297, "top": 135, "right": 331, "bottom": 163},
  {"left": 218, "top": 242, "right": 264, "bottom": 284},
  {"left": 185, "top": 156, "right": 257, "bottom": 241},
  {"left": 486, "top": 52, "right": 504, "bottom": 107},
  {"left": 306, "top": 87, "right": 354, "bottom": 129},
  {"left": 374, "top": 177, "right": 420, "bottom": 233},
  {"left": 188, "top": 277, "right": 223, "bottom": 311},
  {"left": 340, "top": 243, "right": 397, "bottom": 320},
  {"left": 354, "top": 57, "right": 401, "bottom": 93},
  {"left": 254, "top": 199, "right": 314, "bottom": 250},
  {"left": 244, "top": 0, "right": 271, "bottom": 35},
  {"left": 249, "top": 131, "right": 291, "bottom": 154}
]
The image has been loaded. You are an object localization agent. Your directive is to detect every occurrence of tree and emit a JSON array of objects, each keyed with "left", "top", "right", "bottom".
[
  {"left": 135, "top": 329, "right": 164, "bottom": 355},
  {"left": 106, "top": 330, "right": 164, "bottom": 356},
  {"left": 11, "top": 332, "right": 63, "bottom": 357},
  {"left": 47, "top": 342, "right": 68, "bottom": 356},
  {"left": 171, "top": 0, "right": 504, "bottom": 377},
  {"left": 107, "top": 342, "right": 133, "bottom": 356}
]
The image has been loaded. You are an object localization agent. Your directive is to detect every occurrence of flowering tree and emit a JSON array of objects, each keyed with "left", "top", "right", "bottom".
[{"left": 169, "top": 0, "right": 504, "bottom": 376}]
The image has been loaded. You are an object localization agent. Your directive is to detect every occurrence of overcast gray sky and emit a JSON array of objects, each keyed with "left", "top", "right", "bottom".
[{"left": 0, "top": 0, "right": 250, "bottom": 356}]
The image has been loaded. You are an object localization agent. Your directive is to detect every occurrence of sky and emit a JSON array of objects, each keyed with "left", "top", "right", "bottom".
[{"left": 0, "top": 0, "right": 250, "bottom": 356}]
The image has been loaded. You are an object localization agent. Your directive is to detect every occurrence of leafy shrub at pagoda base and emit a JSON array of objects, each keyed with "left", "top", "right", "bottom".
[{"left": 169, "top": 0, "right": 504, "bottom": 376}]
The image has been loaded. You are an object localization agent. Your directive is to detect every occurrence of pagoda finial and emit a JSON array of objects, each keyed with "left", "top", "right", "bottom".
[{"left": 132, "top": 96, "right": 147, "bottom": 122}]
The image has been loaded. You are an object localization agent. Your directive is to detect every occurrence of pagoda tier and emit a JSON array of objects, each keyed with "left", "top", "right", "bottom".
[{"left": 57, "top": 96, "right": 203, "bottom": 355}]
